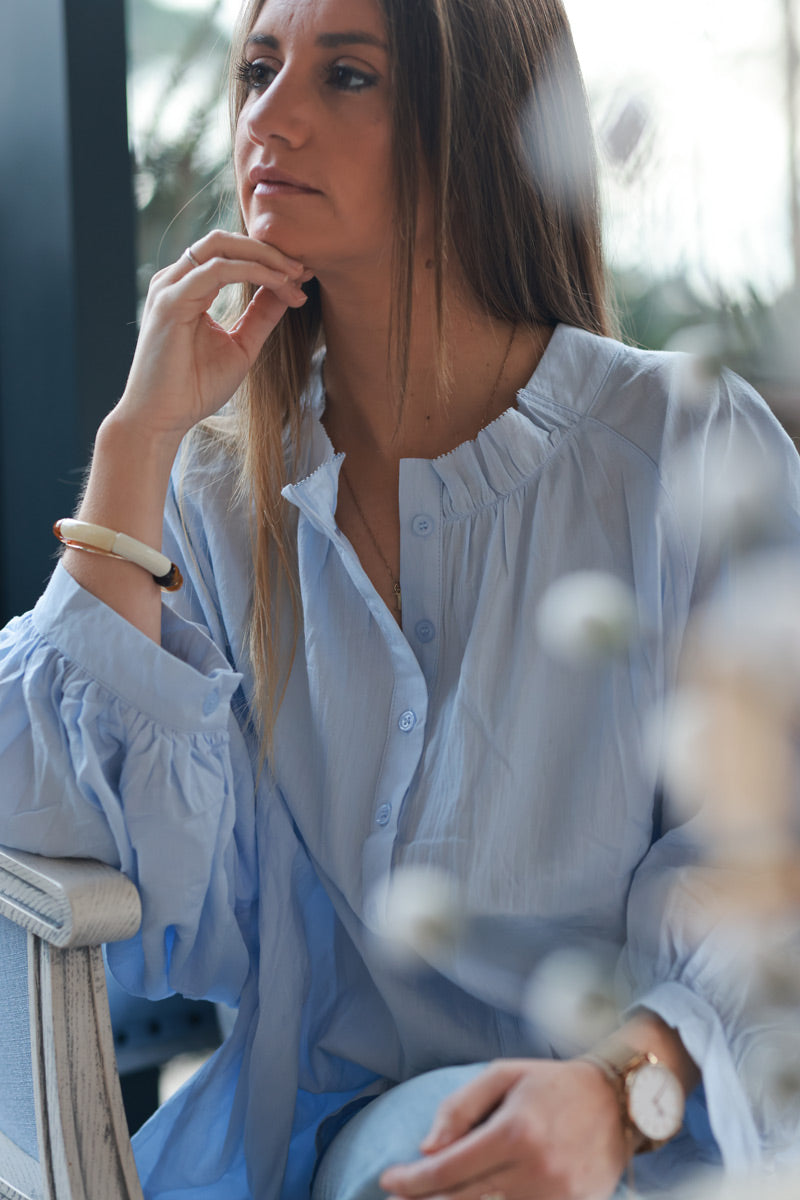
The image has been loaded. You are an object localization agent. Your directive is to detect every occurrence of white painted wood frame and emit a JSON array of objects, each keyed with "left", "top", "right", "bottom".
[{"left": 0, "top": 847, "right": 144, "bottom": 1200}]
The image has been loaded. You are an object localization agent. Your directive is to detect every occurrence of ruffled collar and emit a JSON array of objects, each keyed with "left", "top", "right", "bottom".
[{"left": 283, "top": 324, "right": 622, "bottom": 524}]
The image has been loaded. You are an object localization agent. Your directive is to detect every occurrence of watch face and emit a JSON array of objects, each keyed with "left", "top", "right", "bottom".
[{"left": 627, "top": 1062, "right": 684, "bottom": 1141}]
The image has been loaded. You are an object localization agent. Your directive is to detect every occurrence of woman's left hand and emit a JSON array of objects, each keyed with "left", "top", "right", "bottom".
[{"left": 379, "top": 1058, "right": 629, "bottom": 1200}]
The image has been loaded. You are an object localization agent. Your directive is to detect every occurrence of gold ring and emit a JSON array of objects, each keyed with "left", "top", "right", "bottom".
[{"left": 184, "top": 247, "right": 201, "bottom": 269}]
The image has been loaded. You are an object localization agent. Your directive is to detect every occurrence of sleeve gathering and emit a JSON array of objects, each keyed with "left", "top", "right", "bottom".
[{"left": 0, "top": 485, "right": 254, "bottom": 1004}]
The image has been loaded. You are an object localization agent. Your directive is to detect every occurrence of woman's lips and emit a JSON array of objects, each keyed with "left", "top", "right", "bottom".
[
  {"left": 253, "top": 180, "right": 320, "bottom": 196},
  {"left": 249, "top": 166, "right": 321, "bottom": 196}
]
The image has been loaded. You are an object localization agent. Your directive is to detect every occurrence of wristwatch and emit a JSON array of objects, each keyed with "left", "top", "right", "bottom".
[{"left": 582, "top": 1044, "right": 685, "bottom": 1153}]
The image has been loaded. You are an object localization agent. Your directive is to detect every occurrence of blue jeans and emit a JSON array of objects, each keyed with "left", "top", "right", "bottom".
[
  {"left": 311, "top": 1063, "right": 634, "bottom": 1200},
  {"left": 312, "top": 1064, "right": 487, "bottom": 1200}
]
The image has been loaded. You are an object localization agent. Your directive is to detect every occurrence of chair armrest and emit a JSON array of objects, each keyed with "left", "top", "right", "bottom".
[{"left": 0, "top": 846, "right": 141, "bottom": 948}]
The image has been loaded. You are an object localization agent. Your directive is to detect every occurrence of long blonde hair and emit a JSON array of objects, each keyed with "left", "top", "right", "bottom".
[{"left": 222, "top": 0, "right": 613, "bottom": 748}]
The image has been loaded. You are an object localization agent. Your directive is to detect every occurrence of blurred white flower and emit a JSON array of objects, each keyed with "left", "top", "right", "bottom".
[
  {"left": 748, "top": 1035, "right": 800, "bottom": 1108},
  {"left": 517, "top": 62, "right": 596, "bottom": 211},
  {"left": 373, "top": 865, "right": 463, "bottom": 965},
  {"left": 599, "top": 91, "right": 653, "bottom": 175},
  {"left": 738, "top": 1024, "right": 800, "bottom": 1163},
  {"left": 663, "top": 324, "right": 726, "bottom": 410},
  {"left": 748, "top": 937, "right": 800, "bottom": 1011},
  {"left": 667, "top": 1167, "right": 800, "bottom": 1200},
  {"left": 670, "top": 427, "right": 784, "bottom": 553},
  {"left": 536, "top": 570, "right": 638, "bottom": 664},
  {"left": 522, "top": 946, "right": 619, "bottom": 1056},
  {"left": 690, "top": 553, "right": 800, "bottom": 720},
  {"left": 653, "top": 551, "right": 800, "bottom": 877},
  {"left": 657, "top": 681, "right": 793, "bottom": 861}
]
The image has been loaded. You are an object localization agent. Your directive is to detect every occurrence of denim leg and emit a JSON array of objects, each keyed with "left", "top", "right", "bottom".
[
  {"left": 311, "top": 1064, "right": 487, "bottom": 1200},
  {"left": 311, "top": 1061, "right": 637, "bottom": 1200}
]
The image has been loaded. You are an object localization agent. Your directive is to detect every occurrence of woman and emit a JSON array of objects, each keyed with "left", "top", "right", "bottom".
[{"left": 1, "top": 0, "right": 798, "bottom": 1196}]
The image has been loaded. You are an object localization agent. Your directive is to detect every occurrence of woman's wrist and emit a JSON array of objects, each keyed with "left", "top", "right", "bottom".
[
  {"left": 61, "top": 410, "right": 183, "bottom": 640},
  {"left": 97, "top": 405, "right": 186, "bottom": 473},
  {"left": 76, "top": 411, "right": 180, "bottom": 539},
  {"left": 577, "top": 1012, "right": 699, "bottom": 1159},
  {"left": 607, "top": 1011, "right": 700, "bottom": 1098}
]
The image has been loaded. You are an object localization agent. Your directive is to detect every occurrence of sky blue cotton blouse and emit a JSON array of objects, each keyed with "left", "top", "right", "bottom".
[{"left": 2, "top": 325, "right": 799, "bottom": 1199}]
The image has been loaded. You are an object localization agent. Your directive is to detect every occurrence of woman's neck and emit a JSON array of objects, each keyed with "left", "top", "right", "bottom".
[{"left": 317, "top": 261, "right": 553, "bottom": 465}]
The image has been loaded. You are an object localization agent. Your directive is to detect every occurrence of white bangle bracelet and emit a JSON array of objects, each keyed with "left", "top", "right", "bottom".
[{"left": 54, "top": 519, "right": 183, "bottom": 591}]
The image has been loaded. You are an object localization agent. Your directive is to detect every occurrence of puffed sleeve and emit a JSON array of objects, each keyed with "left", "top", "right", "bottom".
[
  {"left": 620, "top": 366, "right": 800, "bottom": 1172},
  {"left": 0, "top": 453, "right": 255, "bottom": 1006}
]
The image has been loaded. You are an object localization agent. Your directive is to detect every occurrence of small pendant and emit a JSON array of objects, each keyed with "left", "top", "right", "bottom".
[{"left": 393, "top": 582, "right": 402, "bottom": 612}]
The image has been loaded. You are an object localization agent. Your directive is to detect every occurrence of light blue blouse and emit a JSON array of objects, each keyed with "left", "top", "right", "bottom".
[{"left": 1, "top": 325, "right": 799, "bottom": 1199}]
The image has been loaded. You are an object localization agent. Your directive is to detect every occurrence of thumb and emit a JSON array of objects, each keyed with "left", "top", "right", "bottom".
[{"left": 228, "top": 286, "right": 293, "bottom": 365}]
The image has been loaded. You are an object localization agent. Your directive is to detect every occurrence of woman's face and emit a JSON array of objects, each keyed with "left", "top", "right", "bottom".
[{"left": 234, "top": 0, "right": 397, "bottom": 275}]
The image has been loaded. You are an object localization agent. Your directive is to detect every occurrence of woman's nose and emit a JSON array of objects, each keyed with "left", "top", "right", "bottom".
[{"left": 243, "top": 70, "right": 312, "bottom": 149}]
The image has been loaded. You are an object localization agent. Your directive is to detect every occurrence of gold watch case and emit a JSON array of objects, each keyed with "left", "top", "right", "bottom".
[{"left": 583, "top": 1045, "right": 685, "bottom": 1152}]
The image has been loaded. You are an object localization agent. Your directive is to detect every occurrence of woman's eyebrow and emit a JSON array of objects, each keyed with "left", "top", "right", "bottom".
[
  {"left": 246, "top": 33, "right": 280, "bottom": 49},
  {"left": 316, "top": 31, "right": 388, "bottom": 50},
  {"left": 245, "top": 31, "right": 388, "bottom": 52}
]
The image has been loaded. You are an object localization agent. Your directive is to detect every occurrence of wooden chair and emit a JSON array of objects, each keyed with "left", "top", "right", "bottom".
[{"left": 0, "top": 845, "right": 144, "bottom": 1200}]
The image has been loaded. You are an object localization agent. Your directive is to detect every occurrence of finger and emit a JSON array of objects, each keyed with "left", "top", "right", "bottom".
[
  {"left": 228, "top": 287, "right": 292, "bottom": 363},
  {"left": 385, "top": 1161, "right": 519, "bottom": 1200},
  {"left": 144, "top": 235, "right": 307, "bottom": 314},
  {"left": 421, "top": 1063, "right": 524, "bottom": 1153},
  {"left": 380, "top": 1112, "right": 517, "bottom": 1198},
  {"left": 189, "top": 229, "right": 305, "bottom": 278},
  {"left": 171, "top": 258, "right": 308, "bottom": 312}
]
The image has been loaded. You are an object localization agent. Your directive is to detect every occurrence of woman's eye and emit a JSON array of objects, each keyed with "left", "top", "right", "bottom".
[
  {"left": 327, "top": 64, "right": 379, "bottom": 92},
  {"left": 237, "top": 59, "right": 277, "bottom": 92}
]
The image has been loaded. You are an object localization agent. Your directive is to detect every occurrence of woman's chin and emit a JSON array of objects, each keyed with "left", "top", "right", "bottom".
[{"left": 244, "top": 213, "right": 310, "bottom": 262}]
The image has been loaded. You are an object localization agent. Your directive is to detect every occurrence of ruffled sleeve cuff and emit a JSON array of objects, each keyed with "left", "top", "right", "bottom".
[
  {"left": 32, "top": 563, "right": 241, "bottom": 729},
  {"left": 1, "top": 563, "right": 253, "bottom": 1001}
]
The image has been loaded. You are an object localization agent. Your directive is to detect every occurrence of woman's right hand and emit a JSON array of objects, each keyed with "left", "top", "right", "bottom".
[
  {"left": 116, "top": 229, "right": 310, "bottom": 444},
  {"left": 61, "top": 231, "right": 308, "bottom": 638}
]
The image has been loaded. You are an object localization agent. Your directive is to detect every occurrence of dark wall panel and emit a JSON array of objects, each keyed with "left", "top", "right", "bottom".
[{"left": 0, "top": 0, "right": 137, "bottom": 622}]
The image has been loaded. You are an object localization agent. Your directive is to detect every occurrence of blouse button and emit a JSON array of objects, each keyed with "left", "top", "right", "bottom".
[
  {"left": 202, "top": 689, "right": 220, "bottom": 716},
  {"left": 398, "top": 710, "right": 417, "bottom": 732},
  {"left": 415, "top": 619, "right": 435, "bottom": 643},
  {"left": 411, "top": 514, "right": 434, "bottom": 537},
  {"left": 376, "top": 804, "right": 392, "bottom": 827}
]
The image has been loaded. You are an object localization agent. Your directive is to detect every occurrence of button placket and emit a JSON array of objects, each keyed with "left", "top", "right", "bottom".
[
  {"left": 360, "top": 653, "right": 430, "bottom": 894},
  {"left": 358, "top": 461, "right": 440, "bottom": 905},
  {"left": 399, "top": 461, "right": 443, "bottom": 685}
]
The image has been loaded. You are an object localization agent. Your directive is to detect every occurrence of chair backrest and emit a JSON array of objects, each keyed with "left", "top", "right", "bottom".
[{"left": 0, "top": 847, "right": 143, "bottom": 1200}]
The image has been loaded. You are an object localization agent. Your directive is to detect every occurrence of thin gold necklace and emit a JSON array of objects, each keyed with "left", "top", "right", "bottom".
[
  {"left": 477, "top": 323, "right": 517, "bottom": 430},
  {"left": 332, "top": 323, "right": 517, "bottom": 618},
  {"left": 339, "top": 467, "right": 403, "bottom": 613}
]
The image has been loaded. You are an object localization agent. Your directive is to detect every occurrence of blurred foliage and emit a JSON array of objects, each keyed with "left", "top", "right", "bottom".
[
  {"left": 126, "top": 0, "right": 235, "bottom": 309},
  {"left": 615, "top": 270, "right": 800, "bottom": 437}
]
